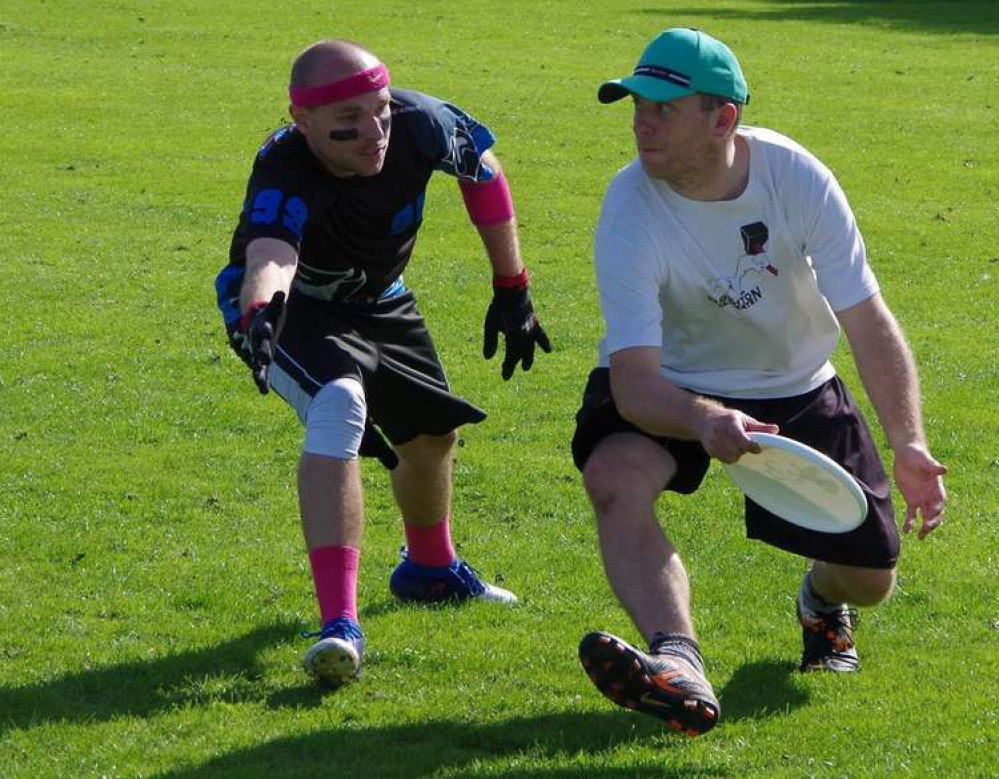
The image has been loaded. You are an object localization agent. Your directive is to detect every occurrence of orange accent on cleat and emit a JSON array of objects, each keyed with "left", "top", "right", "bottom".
[{"left": 578, "top": 631, "right": 720, "bottom": 737}]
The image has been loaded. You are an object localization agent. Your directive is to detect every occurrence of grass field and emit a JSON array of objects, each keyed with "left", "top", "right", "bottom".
[{"left": 2, "top": 1, "right": 997, "bottom": 777}]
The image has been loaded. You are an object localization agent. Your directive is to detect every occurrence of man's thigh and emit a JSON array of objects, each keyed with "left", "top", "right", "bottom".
[{"left": 572, "top": 368, "right": 710, "bottom": 495}]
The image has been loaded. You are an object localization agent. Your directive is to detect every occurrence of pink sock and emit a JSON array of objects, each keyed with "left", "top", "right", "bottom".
[
  {"left": 308, "top": 545, "right": 359, "bottom": 624},
  {"left": 404, "top": 514, "right": 457, "bottom": 568}
]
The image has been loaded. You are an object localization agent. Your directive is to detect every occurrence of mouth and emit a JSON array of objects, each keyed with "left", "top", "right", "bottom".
[{"left": 360, "top": 144, "right": 387, "bottom": 159}]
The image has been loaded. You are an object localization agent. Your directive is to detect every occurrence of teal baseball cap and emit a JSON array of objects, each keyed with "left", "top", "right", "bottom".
[{"left": 598, "top": 28, "right": 749, "bottom": 105}]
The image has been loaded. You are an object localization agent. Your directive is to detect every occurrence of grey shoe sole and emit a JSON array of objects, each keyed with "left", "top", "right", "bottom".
[{"left": 303, "top": 637, "right": 362, "bottom": 687}]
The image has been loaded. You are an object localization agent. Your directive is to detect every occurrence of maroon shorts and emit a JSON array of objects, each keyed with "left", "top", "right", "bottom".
[{"left": 571, "top": 368, "right": 899, "bottom": 569}]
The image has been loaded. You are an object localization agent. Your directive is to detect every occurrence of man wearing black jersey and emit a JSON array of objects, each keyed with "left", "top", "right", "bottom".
[{"left": 215, "top": 39, "right": 550, "bottom": 687}]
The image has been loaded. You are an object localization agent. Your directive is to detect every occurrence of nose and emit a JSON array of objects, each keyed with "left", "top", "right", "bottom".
[
  {"left": 633, "top": 108, "right": 657, "bottom": 138},
  {"left": 364, "top": 113, "right": 388, "bottom": 141}
]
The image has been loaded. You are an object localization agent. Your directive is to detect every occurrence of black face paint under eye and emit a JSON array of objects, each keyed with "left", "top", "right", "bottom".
[{"left": 328, "top": 113, "right": 391, "bottom": 142}]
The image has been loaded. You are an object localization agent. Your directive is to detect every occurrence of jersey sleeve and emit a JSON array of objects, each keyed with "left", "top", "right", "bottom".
[
  {"left": 790, "top": 152, "right": 879, "bottom": 312},
  {"left": 403, "top": 91, "right": 497, "bottom": 182},
  {"left": 594, "top": 218, "right": 666, "bottom": 356},
  {"left": 238, "top": 133, "right": 313, "bottom": 252}
]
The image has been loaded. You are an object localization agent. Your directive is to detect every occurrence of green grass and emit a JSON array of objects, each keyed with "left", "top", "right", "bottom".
[{"left": 2, "top": 1, "right": 997, "bottom": 777}]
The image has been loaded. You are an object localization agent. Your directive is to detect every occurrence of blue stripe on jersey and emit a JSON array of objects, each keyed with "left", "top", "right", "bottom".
[
  {"left": 468, "top": 123, "right": 497, "bottom": 181},
  {"left": 258, "top": 126, "right": 295, "bottom": 159},
  {"left": 214, "top": 264, "right": 245, "bottom": 326},
  {"left": 380, "top": 276, "right": 406, "bottom": 299}
]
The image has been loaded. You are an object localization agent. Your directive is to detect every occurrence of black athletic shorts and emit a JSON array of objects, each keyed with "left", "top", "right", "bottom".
[
  {"left": 270, "top": 290, "right": 486, "bottom": 445},
  {"left": 571, "top": 368, "right": 899, "bottom": 569}
]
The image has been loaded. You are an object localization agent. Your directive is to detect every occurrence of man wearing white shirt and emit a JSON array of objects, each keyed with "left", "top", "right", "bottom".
[{"left": 572, "top": 27, "right": 947, "bottom": 736}]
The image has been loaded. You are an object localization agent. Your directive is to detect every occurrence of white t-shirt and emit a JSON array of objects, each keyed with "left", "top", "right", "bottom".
[{"left": 595, "top": 126, "right": 879, "bottom": 399}]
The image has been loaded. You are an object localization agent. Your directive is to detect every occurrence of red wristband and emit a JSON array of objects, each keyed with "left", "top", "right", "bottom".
[
  {"left": 493, "top": 267, "right": 530, "bottom": 291},
  {"left": 239, "top": 300, "right": 268, "bottom": 332}
]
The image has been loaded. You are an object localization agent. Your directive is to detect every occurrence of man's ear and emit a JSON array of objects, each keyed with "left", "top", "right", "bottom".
[
  {"left": 713, "top": 102, "right": 739, "bottom": 137},
  {"left": 289, "top": 104, "right": 309, "bottom": 129}
]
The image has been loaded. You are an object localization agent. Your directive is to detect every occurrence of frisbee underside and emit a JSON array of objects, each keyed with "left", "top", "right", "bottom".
[{"left": 722, "top": 437, "right": 868, "bottom": 534}]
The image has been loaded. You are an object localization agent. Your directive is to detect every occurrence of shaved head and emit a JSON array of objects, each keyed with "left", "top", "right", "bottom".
[
  {"left": 286, "top": 39, "right": 392, "bottom": 178},
  {"left": 290, "top": 40, "right": 381, "bottom": 88}
]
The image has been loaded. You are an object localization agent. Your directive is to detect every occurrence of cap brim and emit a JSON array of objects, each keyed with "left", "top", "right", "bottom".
[{"left": 598, "top": 75, "right": 693, "bottom": 104}]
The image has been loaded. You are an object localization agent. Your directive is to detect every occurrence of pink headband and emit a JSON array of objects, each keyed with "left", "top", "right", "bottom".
[{"left": 288, "top": 63, "right": 391, "bottom": 108}]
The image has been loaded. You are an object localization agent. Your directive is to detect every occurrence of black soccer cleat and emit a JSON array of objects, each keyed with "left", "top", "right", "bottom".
[
  {"left": 797, "top": 600, "right": 860, "bottom": 673},
  {"left": 578, "top": 631, "right": 720, "bottom": 736}
]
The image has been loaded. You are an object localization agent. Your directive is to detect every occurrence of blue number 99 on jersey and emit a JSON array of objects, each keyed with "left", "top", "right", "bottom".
[{"left": 250, "top": 188, "right": 310, "bottom": 240}]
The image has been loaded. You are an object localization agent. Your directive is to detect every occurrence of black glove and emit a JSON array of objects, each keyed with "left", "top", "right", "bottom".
[
  {"left": 227, "top": 291, "right": 287, "bottom": 395},
  {"left": 483, "top": 284, "right": 552, "bottom": 380},
  {"left": 359, "top": 418, "right": 399, "bottom": 470}
]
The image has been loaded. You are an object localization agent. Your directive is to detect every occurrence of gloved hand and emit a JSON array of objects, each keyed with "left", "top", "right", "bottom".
[
  {"left": 228, "top": 291, "right": 287, "bottom": 394},
  {"left": 359, "top": 419, "right": 399, "bottom": 470},
  {"left": 483, "top": 284, "right": 552, "bottom": 380}
]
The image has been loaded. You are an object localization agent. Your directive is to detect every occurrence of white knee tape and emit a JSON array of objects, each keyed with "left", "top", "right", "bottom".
[{"left": 302, "top": 378, "right": 367, "bottom": 459}]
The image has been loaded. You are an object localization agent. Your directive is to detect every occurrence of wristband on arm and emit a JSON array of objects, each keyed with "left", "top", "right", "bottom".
[
  {"left": 239, "top": 300, "right": 269, "bottom": 332},
  {"left": 493, "top": 267, "right": 530, "bottom": 291},
  {"left": 459, "top": 171, "right": 515, "bottom": 226}
]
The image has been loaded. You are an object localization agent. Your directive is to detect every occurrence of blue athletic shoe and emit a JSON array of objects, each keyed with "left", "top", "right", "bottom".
[
  {"left": 302, "top": 617, "right": 365, "bottom": 687},
  {"left": 389, "top": 548, "right": 517, "bottom": 604}
]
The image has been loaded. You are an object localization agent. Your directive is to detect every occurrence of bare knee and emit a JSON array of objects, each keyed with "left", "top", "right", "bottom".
[
  {"left": 822, "top": 563, "right": 897, "bottom": 606},
  {"left": 851, "top": 567, "right": 896, "bottom": 606},
  {"left": 582, "top": 453, "right": 620, "bottom": 515},
  {"left": 582, "top": 436, "right": 675, "bottom": 519}
]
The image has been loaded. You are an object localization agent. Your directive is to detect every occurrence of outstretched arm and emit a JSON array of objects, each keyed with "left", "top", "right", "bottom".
[
  {"left": 241, "top": 237, "right": 298, "bottom": 313},
  {"left": 234, "top": 238, "right": 299, "bottom": 393},
  {"left": 837, "top": 294, "right": 948, "bottom": 538}
]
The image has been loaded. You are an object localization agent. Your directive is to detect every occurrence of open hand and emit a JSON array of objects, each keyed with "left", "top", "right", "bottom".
[{"left": 894, "top": 443, "right": 948, "bottom": 539}]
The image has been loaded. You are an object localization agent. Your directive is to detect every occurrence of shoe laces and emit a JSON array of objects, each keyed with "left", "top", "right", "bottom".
[
  {"left": 397, "top": 546, "right": 489, "bottom": 598},
  {"left": 452, "top": 560, "right": 486, "bottom": 596},
  {"left": 301, "top": 617, "right": 362, "bottom": 641},
  {"left": 810, "top": 607, "right": 858, "bottom": 651}
]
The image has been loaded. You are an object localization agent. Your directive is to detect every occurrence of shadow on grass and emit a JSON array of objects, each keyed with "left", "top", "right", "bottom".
[
  {"left": 718, "top": 657, "right": 808, "bottom": 722},
  {"left": 0, "top": 622, "right": 294, "bottom": 734},
  {"left": 154, "top": 711, "right": 728, "bottom": 779},
  {"left": 637, "top": 0, "right": 999, "bottom": 36}
]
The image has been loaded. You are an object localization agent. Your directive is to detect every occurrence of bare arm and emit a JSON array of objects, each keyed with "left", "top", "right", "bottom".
[
  {"left": 837, "top": 294, "right": 924, "bottom": 447},
  {"left": 240, "top": 237, "right": 299, "bottom": 315},
  {"left": 466, "top": 150, "right": 523, "bottom": 278},
  {"left": 837, "top": 293, "right": 947, "bottom": 537},
  {"left": 468, "top": 150, "right": 550, "bottom": 379},
  {"left": 609, "top": 347, "right": 778, "bottom": 463}
]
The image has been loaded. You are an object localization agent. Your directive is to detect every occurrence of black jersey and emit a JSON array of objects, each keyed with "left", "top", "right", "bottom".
[{"left": 227, "top": 89, "right": 496, "bottom": 304}]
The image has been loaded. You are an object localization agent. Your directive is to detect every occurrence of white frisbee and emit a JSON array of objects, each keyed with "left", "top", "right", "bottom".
[{"left": 721, "top": 433, "right": 868, "bottom": 534}]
